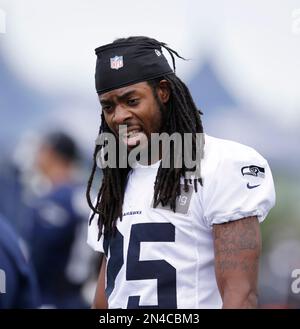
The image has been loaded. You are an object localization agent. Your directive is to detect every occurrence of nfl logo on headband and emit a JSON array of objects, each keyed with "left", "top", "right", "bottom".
[
  {"left": 95, "top": 39, "right": 175, "bottom": 93},
  {"left": 110, "top": 55, "right": 123, "bottom": 70}
]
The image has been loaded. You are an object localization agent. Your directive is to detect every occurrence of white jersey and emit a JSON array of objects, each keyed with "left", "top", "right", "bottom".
[{"left": 87, "top": 134, "right": 275, "bottom": 309}]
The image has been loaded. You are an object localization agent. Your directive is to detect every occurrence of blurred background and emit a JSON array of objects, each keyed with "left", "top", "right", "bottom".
[{"left": 0, "top": 0, "right": 299, "bottom": 308}]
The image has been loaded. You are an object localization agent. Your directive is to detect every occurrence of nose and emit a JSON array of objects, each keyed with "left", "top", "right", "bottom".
[{"left": 112, "top": 104, "right": 132, "bottom": 126}]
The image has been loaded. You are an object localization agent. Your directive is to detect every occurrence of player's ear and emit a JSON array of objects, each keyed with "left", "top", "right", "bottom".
[{"left": 157, "top": 79, "right": 170, "bottom": 104}]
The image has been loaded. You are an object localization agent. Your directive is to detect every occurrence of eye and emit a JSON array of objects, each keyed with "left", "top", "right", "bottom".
[
  {"left": 127, "top": 98, "right": 139, "bottom": 106},
  {"left": 102, "top": 105, "right": 113, "bottom": 113}
]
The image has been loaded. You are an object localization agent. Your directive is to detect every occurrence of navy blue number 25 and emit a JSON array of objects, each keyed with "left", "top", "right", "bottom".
[
  {"left": 104, "top": 222, "right": 177, "bottom": 309},
  {"left": 126, "top": 223, "right": 177, "bottom": 309}
]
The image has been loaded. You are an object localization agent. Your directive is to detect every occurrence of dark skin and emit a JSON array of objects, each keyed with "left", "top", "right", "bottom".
[
  {"left": 92, "top": 255, "right": 107, "bottom": 309},
  {"left": 99, "top": 80, "right": 170, "bottom": 156},
  {"left": 213, "top": 216, "right": 261, "bottom": 308},
  {"left": 93, "top": 81, "right": 261, "bottom": 309}
]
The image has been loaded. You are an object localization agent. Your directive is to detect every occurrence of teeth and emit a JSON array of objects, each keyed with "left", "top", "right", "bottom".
[
  {"left": 126, "top": 130, "right": 140, "bottom": 138},
  {"left": 119, "top": 128, "right": 142, "bottom": 139}
]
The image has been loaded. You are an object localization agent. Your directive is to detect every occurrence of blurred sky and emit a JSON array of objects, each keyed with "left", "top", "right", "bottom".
[
  {"left": 1, "top": 0, "right": 300, "bottom": 123},
  {"left": 0, "top": 0, "right": 300, "bottom": 168}
]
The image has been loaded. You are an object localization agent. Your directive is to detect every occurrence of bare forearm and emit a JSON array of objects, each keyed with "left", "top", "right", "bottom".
[
  {"left": 213, "top": 216, "right": 261, "bottom": 309},
  {"left": 93, "top": 255, "right": 108, "bottom": 309},
  {"left": 222, "top": 289, "right": 258, "bottom": 309}
]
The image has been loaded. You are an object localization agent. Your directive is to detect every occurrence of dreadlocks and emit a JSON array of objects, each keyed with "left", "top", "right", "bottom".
[{"left": 86, "top": 36, "right": 204, "bottom": 239}]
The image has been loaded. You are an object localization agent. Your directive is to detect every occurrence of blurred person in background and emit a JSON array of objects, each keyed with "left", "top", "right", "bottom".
[
  {"left": 21, "top": 131, "right": 94, "bottom": 308},
  {"left": 0, "top": 213, "right": 40, "bottom": 308},
  {"left": 0, "top": 149, "right": 32, "bottom": 233}
]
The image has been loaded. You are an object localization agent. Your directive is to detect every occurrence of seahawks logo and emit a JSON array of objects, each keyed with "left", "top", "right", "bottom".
[
  {"left": 241, "top": 165, "right": 265, "bottom": 189},
  {"left": 241, "top": 165, "right": 265, "bottom": 178}
]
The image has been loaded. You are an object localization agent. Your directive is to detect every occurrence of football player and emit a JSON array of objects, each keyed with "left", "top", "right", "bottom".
[{"left": 86, "top": 36, "right": 275, "bottom": 309}]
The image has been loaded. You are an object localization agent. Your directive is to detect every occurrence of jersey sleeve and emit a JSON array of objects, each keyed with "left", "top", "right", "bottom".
[
  {"left": 87, "top": 209, "right": 105, "bottom": 253},
  {"left": 203, "top": 143, "right": 276, "bottom": 227}
]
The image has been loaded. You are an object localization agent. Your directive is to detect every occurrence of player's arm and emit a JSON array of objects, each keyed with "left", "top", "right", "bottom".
[
  {"left": 213, "top": 216, "right": 261, "bottom": 309},
  {"left": 92, "top": 254, "right": 108, "bottom": 309}
]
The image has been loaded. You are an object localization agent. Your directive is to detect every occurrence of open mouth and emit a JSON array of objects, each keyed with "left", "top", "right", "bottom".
[{"left": 119, "top": 127, "right": 147, "bottom": 147}]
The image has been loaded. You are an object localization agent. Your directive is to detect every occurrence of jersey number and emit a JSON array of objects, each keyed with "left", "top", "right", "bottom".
[{"left": 104, "top": 223, "right": 177, "bottom": 309}]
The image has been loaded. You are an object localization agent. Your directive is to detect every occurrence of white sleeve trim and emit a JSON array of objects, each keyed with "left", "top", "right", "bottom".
[
  {"left": 210, "top": 207, "right": 269, "bottom": 226},
  {"left": 86, "top": 206, "right": 105, "bottom": 253},
  {"left": 87, "top": 230, "right": 104, "bottom": 253}
]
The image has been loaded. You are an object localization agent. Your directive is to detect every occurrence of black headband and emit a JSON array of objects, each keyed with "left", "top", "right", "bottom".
[{"left": 95, "top": 39, "right": 176, "bottom": 94}]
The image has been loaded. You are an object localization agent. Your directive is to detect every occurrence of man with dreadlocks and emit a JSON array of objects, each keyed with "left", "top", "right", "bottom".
[{"left": 86, "top": 36, "right": 275, "bottom": 309}]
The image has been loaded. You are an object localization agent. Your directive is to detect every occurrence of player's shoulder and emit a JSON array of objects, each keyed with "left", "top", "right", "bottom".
[
  {"left": 202, "top": 134, "right": 269, "bottom": 182},
  {"left": 204, "top": 134, "right": 267, "bottom": 164}
]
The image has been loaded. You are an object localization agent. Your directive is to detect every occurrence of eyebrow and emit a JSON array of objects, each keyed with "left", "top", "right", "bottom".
[{"left": 100, "top": 90, "right": 138, "bottom": 105}]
